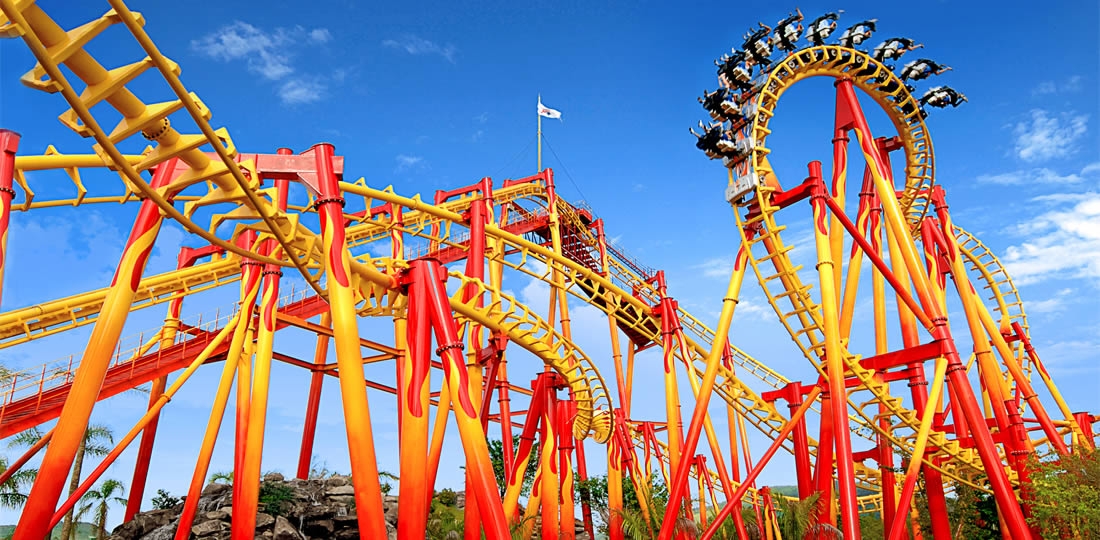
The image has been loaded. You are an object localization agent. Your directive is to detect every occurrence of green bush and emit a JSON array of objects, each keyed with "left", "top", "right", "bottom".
[
  {"left": 259, "top": 482, "right": 295, "bottom": 517},
  {"left": 435, "top": 488, "right": 458, "bottom": 507},
  {"left": 151, "top": 489, "right": 180, "bottom": 510},
  {"left": 426, "top": 500, "right": 464, "bottom": 539}
]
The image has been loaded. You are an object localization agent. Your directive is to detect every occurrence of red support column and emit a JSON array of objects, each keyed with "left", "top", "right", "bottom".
[
  {"left": 575, "top": 435, "right": 596, "bottom": 540},
  {"left": 0, "top": 129, "right": 20, "bottom": 310},
  {"left": 231, "top": 230, "right": 258, "bottom": 515},
  {"left": 558, "top": 399, "right": 577, "bottom": 540},
  {"left": 1006, "top": 399, "right": 1042, "bottom": 539},
  {"left": 296, "top": 313, "right": 331, "bottom": 479},
  {"left": 409, "top": 258, "right": 511, "bottom": 539},
  {"left": 701, "top": 387, "right": 823, "bottom": 540},
  {"left": 289, "top": 143, "right": 332, "bottom": 483},
  {"left": 14, "top": 158, "right": 178, "bottom": 539},
  {"left": 763, "top": 382, "right": 813, "bottom": 500},
  {"left": 813, "top": 391, "right": 836, "bottom": 527},
  {"left": 310, "top": 142, "right": 389, "bottom": 538},
  {"left": 1074, "top": 412, "right": 1096, "bottom": 450},
  {"left": 128, "top": 244, "right": 221, "bottom": 520},
  {"left": 398, "top": 261, "right": 433, "bottom": 539},
  {"left": 463, "top": 186, "right": 490, "bottom": 540},
  {"left": 875, "top": 374, "right": 899, "bottom": 535}
]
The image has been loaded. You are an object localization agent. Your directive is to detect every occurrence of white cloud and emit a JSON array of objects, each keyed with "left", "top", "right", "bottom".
[
  {"left": 977, "top": 162, "right": 1098, "bottom": 185},
  {"left": 1013, "top": 110, "right": 1088, "bottom": 162},
  {"left": 191, "top": 21, "right": 334, "bottom": 105},
  {"left": 395, "top": 154, "right": 425, "bottom": 173},
  {"left": 474, "top": 112, "right": 488, "bottom": 124},
  {"left": 278, "top": 79, "right": 325, "bottom": 104},
  {"left": 382, "top": 35, "right": 457, "bottom": 63},
  {"left": 1033, "top": 81, "right": 1057, "bottom": 95},
  {"left": 308, "top": 28, "right": 332, "bottom": 43},
  {"left": 1001, "top": 193, "right": 1100, "bottom": 285},
  {"left": 693, "top": 256, "right": 733, "bottom": 279},
  {"left": 1033, "top": 76, "right": 1082, "bottom": 96},
  {"left": 736, "top": 299, "right": 775, "bottom": 319},
  {"left": 1026, "top": 288, "right": 1074, "bottom": 314},
  {"left": 4, "top": 211, "right": 124, "bottom": 309}
]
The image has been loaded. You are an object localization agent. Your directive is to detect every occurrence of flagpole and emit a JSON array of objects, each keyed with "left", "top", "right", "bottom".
[{"left": 537, "top": 93, "right": 542, "bottom": 172}]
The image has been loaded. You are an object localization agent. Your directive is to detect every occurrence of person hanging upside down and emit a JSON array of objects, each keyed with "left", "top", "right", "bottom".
[
  {"left": 806, "top": 12, "right": 841, "bottom": 45},
  {"left": 919, "top": 86, "right": 967, "bottom": 109},
  {"left": 691, "top": 121, "right": 744, "bottom": 161},
  {"left": 838, "top": 19, "right": 877, "bottom": 48},
  {"left": 771, "top": 8, "right": 804, "bottom": 52},
  {"left": 716, "top": 51, "right": 755, "bottom": 92},
  {"left": 872, "top": 37, "right": 922, "bottom": 63},
  {"left": 900, "top": 58, "right": 951, "bottom": 81},
  {"left": 742, "top": 23, "right": 773, "bottom": 67},
  {"left": 699, "top": 88, "right": 743, "bottom": 124}
]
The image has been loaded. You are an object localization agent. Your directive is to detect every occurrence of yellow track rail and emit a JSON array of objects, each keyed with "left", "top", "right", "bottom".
[
  {"left": 732, "top": 46, "right": 1002, "bottom": 489},
  {"left": 743, "top": 45, "right": 935, "bottom": 230}
]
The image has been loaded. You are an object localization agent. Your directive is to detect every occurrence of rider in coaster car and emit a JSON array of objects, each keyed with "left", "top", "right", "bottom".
[
  {"left": 900, "top": 58, "right": 951, "bottom": 81},
  {"left": 872, "top": 37, "right": 923, "bottom": 64},
  {"left": 920, "top": 86, "right": 967, "bottom": 109},
  {"left": 806, "top": 11, "right": 842, "bottom": 45},
  {"left": 699, "top": 88, "right": 744, "bottom": 124},
  {"left": 742, "top": 23, "right": 773, "bottom": 67},
  {"left": 691, "top": 121, "right": 744, "bottom": 161},
  {"left": 838, "top": 19, "right": 877, "bottom": 48},
  {"left": 716, "top": 51, "right": 755, "bottom": 92},
  {"left": 771, "top": 8, "right": 804, "bottom": 53}
]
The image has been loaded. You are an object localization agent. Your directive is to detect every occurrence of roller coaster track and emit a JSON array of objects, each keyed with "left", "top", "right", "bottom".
[
  {"left": 9, "top": 160, "right": 1041, "bottom": 493},
  {"left": 731, "top": 46, "right": 1003, "bottom": 489},
  {"left": 7, "top": 151, "right": 1037, "bottom": 496},
  {"left": 0, "top": 265, "right": 615, "bottom": 441},
  {"left": 1, "top": 2, "right": 1092, "bottom": 538}
]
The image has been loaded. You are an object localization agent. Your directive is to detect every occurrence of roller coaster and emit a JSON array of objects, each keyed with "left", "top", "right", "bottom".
[{"left": 0, "top": 2, "right": 1094, "bottom": 540}]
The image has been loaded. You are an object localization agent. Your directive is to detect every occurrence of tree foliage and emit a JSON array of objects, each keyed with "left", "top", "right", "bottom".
[
  {"left": 259, "top": 481, "right": 295, "bottom": 517},
  {"left": 0, "top": 456, "right": 36, "bottom": 510},
  {"left": 486, "top": 439, "right": 539, "bottom": 497},
  {"left": 1025, "top": 447, "right": 1100, "bottom": 537},
  {"left": 435, "top": 488, "right": 459, "bottom": 507},
  {"left": 210, "top": 471, "right": 234, "bottom": 484},
  {"left": 76, "top": 478, "right": 126, "bottom": 540},
  {"left": 151, "top": 488, "right": 180, "bottom": 510},
  {"left": 775, "top": 493, "right": 842, "bottom": 540}
]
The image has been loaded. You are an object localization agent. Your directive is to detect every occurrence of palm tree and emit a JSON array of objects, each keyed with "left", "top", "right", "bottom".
[
  {"left": 76, "top": 479, "right": 127, "bottom": 540},
  {"left": 379, "top": 470, "right": 399, "bottom": 494},
  {"left": 614, "top": 480, "right": 698, "bottom": 540},
  {"left": 774, "top": 493, "right": 844, "bottom": 540},
  {"left": 0, "top": 427, "right": 44, "bottom": 511},
  {"left": 60, "top": 424, "right": 114, "bottom": 540},
  {"left": 701, "top": 506, "right": 762, "bottom": 540},
  {"left": 0, "top": 456, "right": 36, "bottom": 509},
  {"left": 210, "top": 470, "right": 234, "bottom": 484}
]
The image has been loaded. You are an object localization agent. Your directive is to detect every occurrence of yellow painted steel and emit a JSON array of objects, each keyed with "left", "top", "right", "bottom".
[
  {"left": 742, "top": 46, "right": 936, "bottom": 229},
  {"left": 0, "top": 1, "right": 321, "bottom": 294},
  {"left": 728, "top": 48, "right": 1008, "bottom": 491},
  {"left": 11, "top": 1, "right": 1072, "bottom": 531},
  {"left": 0, "top": 257, "right": 239, "bottom": 348},
  {"left": 886, "top": 356, "right": 950, "bottom": 540},
  {"left": 2, "top": 7, "right": 1084, "bottom": 530}
]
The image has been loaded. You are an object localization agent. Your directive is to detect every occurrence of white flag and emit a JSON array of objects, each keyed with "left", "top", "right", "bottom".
[{"left": 537, "top": 99, "right": 562, "bottom": 119}]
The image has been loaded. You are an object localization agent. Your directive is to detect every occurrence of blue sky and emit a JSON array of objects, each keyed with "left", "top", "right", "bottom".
[{"left": 0, "top": 0, "right": 1098, "bottom": 529}]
